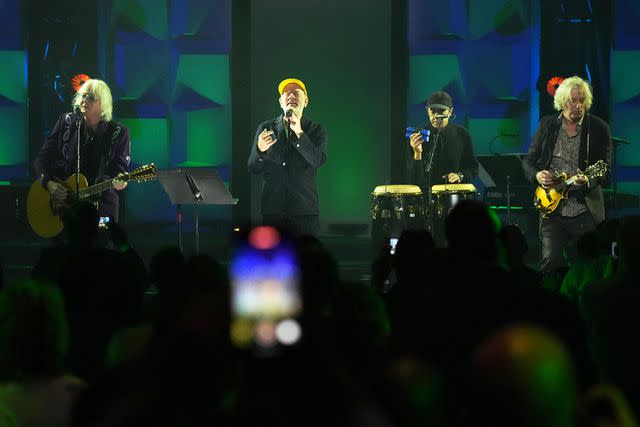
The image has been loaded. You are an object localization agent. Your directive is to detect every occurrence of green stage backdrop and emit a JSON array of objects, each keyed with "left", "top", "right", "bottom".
[{"left": 248, "top": 0, "right": 392, "bottom": 229}]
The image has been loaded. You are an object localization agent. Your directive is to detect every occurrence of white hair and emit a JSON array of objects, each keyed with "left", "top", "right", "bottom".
[
  {"left": 72, "top": 79, "right": 113, "bottom": 122},
  {"left": 553, "top": 76, "right": 593, "bottom": 112}
]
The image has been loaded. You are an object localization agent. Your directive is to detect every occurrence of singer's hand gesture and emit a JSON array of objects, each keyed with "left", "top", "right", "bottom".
[
  {"left": 409, "top": 132, "right": 424, "bottom": 159},
  {"left": 287, "top": 111, "right": 304, "bottom": 137},
  {"left": 257, "top": 128, "right": 277, "bottom": 153}
]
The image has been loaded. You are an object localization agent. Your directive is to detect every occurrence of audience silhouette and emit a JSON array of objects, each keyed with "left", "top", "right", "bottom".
[
  {"left": 32, "top": 200, "right": 148, "bottom": 383},
  {"left": 0, "top": 280, "right": 86, "bottom": 427},
  {"left": 1, "top": 195, "right": 637, "bottom": 426}
]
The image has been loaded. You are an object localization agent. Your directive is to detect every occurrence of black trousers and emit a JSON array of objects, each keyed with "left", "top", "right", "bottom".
[
  {"left": 262, "top": 214, "right": 320, "bottom": 237},
  {"left": 539, "top": 211, "right": 597, "bottom": 274}
]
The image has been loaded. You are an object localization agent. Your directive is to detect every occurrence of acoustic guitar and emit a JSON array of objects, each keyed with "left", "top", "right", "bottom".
[
  {"left": 27, "top": 163, "right": 157, "bottom": 238},
  {"left": 534, "top": 160, "right": 608, "bottom": 217}
]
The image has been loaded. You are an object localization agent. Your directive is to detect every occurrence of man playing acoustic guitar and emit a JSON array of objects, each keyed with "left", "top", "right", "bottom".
[
  {"left": 34, "top": 79, "right": 130, "bottom": 227},
  {"left": 523, "top": 76, "right": 612, "bottom": 275}
]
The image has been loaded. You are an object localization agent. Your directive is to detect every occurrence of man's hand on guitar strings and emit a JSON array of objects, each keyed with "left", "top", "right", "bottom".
[
  {"left": 536, "top": 170, "right": 554, "bottom": 189},
  {"left": 113, "top": 173, "right": 128, "bottom": 191},
  {"left": 46, "top": 181, "right": 68, "bottom": 202},
  {"left": 573, "top": 168, "right": 588, "bottom": 188}
]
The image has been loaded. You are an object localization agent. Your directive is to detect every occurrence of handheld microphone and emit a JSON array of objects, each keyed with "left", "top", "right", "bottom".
[{"left": 285, "top": 109, "right": 294, "bottom": 118}]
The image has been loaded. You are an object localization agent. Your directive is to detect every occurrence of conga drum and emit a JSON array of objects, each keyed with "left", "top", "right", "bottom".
[
  {"left": 429, "top": 183, "right": 478, "bottom": 246},
  {"left": 431, "top": 183, "right": 478, "bottom": 218},
  {"left": 370, "top": 184, "right": 426, "bottom": 246}
]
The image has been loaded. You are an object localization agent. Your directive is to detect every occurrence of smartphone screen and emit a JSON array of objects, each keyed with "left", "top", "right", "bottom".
[
  {"left": 98, "top": 216, "right": 110, "bottom": 229},
  {"left": 389, "top": 238, "right": 399, "bottom": 255},
  {"left": 229, "top": 226, "right": 302, "bottom": 353}
]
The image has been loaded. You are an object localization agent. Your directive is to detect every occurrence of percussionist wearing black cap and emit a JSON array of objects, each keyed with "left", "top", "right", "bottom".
[
  {"left": 248, "top": 77, "right": 327, "bottom": 236},
  {"left": 407, "top": 90, "right": 478, "bottom": 190},
  {"left": 407, "top": 91, "right": 479, "bottom": 245}
]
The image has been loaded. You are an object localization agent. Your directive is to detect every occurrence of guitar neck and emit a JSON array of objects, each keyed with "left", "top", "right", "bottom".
[
  {"left": 73, "top": 165, "right": 155, "bottom": 200},
  {"left": 557, "top": 171, "right": 595, "bottom": 191},
  {"left": 560, "top": 177, "right": 576, "bottom": 189},
  {"left": 79, "top": 179, "right": 115, "bottom": 199}
]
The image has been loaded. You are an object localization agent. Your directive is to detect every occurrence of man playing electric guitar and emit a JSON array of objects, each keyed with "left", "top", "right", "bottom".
[
  {"left": 523, "top": 76, "right": 612, "bottom": 275},
  {"left": 34, "top": 79, "right": 130, "bottom": 225}
]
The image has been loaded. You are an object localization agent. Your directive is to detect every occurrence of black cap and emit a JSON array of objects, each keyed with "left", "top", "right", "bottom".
[{"left": 426, "top": 91, "right": 453, "bottom": 110}]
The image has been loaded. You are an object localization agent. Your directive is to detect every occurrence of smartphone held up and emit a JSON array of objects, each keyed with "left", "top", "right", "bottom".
[
  {"left": 229, "top": 226, "right": 303, "bottom": 355},
  {"left": 98, "top": 216, "right": 110, "bottom": 229},
  {"left": 389, "top": 238, "right": 399, "bottom": 255}
]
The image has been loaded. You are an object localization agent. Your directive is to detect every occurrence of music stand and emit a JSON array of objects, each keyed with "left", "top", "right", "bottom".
[
  {"left": 611, "top": 136, "right": 630, "bottom": 210},
  {"left": 157, "top": 167, "right": 238, "bottom": 253},
  {"left": 476, "top": 154, "right": 530, "bottom": 224}
]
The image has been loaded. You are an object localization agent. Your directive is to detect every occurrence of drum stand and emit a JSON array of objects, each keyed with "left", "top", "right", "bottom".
[{"left": 393, "top": 196, "right": 408, "bottom": 231}]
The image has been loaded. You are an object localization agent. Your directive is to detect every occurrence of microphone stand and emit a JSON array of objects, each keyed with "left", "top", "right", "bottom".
[
  {"left": 610, "top": 136, "right": 629, "bottom": 210},
  {"left": 424, "top": 121, "right": 443, "bottom": 207},
  {"left": 424, "top": 121, "right": 443, "bottom": 236},
  {"left": 75, "top": 111, "right": 82, "bottom": 201}
]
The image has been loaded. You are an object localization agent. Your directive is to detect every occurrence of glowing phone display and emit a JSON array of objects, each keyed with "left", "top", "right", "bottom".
[{"left": 229, "top": 226, "right": 302, "bottom": 351}]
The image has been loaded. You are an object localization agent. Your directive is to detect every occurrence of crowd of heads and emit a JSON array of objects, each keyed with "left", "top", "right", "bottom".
[{"left": 1, "top": 198, "right": 640, "bottom": 426}]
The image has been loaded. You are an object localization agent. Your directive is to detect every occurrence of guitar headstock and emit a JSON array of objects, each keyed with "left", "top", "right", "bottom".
[
  {"left": 126, "top": 163, "right": 158, "bottom": 182},
  {"left": 584, "top": 160, "right": 608, "bottom": 179}
]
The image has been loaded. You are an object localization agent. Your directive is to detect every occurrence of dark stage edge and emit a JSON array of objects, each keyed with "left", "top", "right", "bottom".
[
  {"left": 0, "top": 225, "right": 380, "bottom": 287},
  {"left": 0, "top": 221, "right": 544, "bottom": 289}
]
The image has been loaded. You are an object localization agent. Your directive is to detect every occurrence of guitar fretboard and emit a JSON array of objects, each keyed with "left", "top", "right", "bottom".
[
  {"left": 555, "top": 178, "right": 574, "bottom": 191},
  {"left": 73, "top": 165, "right": 155, "bottom": 200},
  {"left": 79, "top": 179, "right": 117, "bottom": 199}
]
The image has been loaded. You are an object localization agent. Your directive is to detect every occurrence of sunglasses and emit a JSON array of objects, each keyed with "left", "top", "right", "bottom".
[{"left": 80, "top": 93, "right": 98, "bottom": 102}]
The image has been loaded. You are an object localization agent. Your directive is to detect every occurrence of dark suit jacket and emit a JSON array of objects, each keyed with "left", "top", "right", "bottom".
[
  {"left": 522, "top": 113, "right": 612, "bottom": 224},
  {"left": 248, "top": 115, "right": 327, "bottom": 215}
]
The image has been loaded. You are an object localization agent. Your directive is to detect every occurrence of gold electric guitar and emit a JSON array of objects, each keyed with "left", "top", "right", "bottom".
[
  {"left": 27, "top": 163, "right": 157, "bottom": 238},
  {"left": 534, "top": 160, "right": 608, "bottom": 217}
]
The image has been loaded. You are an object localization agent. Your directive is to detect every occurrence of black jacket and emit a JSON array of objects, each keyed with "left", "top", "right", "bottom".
[
  {"left": 248, "top": 115, "right": 327, "bottom": 215},
  {"left": 34, "top": 112, "right": 131, "bottom": 221},
  {"left": 522, "top": 113, "right": 612, "bottom": 224},
  {"left": 406, "top": 123, "right": 478, "bottom": 192}
]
